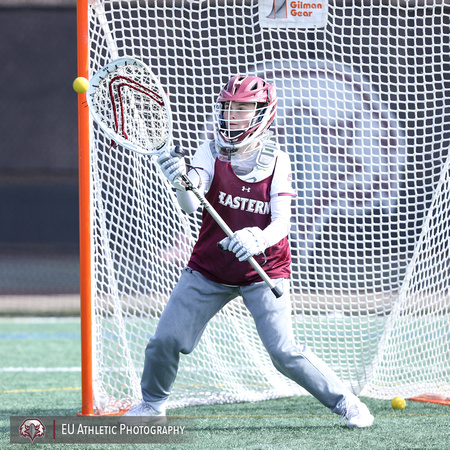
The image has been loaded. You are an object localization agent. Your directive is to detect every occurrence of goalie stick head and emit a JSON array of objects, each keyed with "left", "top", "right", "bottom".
[
  {"left": 86, "top": 57, "right": 172, "bottom": 156},
  {"left": 214, "top": 76, "right": 277, "bottom": 152}
]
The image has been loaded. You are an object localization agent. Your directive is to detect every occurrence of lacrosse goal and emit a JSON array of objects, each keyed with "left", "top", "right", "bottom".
[{"left": 76, "top": 0, "right": 450, "bottom": 415}]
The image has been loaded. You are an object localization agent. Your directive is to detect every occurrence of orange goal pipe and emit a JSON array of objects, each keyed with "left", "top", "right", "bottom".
[{"left": 77, "top": 0, "right": 94, "bottom": 416}]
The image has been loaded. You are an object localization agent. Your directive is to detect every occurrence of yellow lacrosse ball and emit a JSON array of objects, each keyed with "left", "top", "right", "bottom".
[
  {"left": 73, "top": 77, "right": 90, "bottom": 94},
  {"left": 391, "top": 396, "right": 406, "bottom": 410}
]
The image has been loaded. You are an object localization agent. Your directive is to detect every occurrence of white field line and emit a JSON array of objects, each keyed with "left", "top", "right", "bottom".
[
  {"left": 0, "top": 367, "right": 81, "bottom": 372},
  {"left": 0, "top": 317, "right": 80, "bottom": 323}
]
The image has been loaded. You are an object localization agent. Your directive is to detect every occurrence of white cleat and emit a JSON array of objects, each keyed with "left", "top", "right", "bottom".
[
  {"left": 344, "top": 397, "right": 374, "bottom": 428},
  {"left": 120, "top": 401, "right": 167, "bottom": 425}
]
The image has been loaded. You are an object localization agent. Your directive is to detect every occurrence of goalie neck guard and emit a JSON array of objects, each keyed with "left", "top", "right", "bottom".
[
  {"left": 213, "top": 133, "right": 279, "bottom": 183},
  {"left": 214, "top": 76, "right": 278, "bottom": 152}
]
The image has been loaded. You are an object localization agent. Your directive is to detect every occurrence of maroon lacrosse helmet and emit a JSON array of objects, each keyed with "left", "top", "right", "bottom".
[{"left": 214, "top": 76, "right": 278, "bottom": 149}]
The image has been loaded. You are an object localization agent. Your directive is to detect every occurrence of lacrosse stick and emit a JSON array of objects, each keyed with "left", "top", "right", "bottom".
[{"left": 86, "top": 57, "right": 283, "bottom": 298}]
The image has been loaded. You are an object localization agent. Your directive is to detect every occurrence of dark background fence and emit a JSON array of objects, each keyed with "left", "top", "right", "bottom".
[{"left": 0, "top": 2, "right": 80, "bottom": 301}]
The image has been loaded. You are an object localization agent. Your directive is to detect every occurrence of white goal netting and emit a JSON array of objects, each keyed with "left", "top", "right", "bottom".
[{"left": 82, "top": 0, "right": 450, "bottom": 414}]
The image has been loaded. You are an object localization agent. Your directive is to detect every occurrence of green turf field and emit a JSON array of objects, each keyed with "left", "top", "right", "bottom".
[{"left": 1, "top": 317, "right": 449, "bottom": 449}]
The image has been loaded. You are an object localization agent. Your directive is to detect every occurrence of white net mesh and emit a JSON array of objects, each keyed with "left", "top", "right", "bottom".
[{"left": 83, "top": 0, "right": 450, "bottom": 413}]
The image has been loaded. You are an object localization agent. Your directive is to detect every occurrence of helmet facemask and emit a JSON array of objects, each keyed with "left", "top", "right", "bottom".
[{"left": 214, "top": 76, "right": 278, "bottom": 158}]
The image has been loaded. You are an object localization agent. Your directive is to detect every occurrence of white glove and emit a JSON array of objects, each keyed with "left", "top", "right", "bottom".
[
  {"left": 156, "top": 147, "right": 186, "bottom": 190},
  {"left": 218, "top": 227, "right": 268, "bottom": 262}
]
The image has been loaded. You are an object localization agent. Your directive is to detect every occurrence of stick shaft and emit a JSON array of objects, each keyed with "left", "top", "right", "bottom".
[{"left": 181, "top": 175, "right": 283, "bottom": 298}]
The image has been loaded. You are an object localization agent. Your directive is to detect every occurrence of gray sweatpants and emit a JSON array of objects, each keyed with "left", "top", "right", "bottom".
[{"left": 141, "top": 267, "right": 350, "bottom": 416}]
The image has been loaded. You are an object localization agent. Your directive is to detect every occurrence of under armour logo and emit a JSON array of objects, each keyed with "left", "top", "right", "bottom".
[{"left": 242, "top": 186, "right": 251, "bottom": 192}]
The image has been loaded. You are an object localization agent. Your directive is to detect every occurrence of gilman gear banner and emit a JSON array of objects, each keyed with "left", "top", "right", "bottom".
[{"left": 259, "top": 0, "right": 328, "bottom": 28}]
